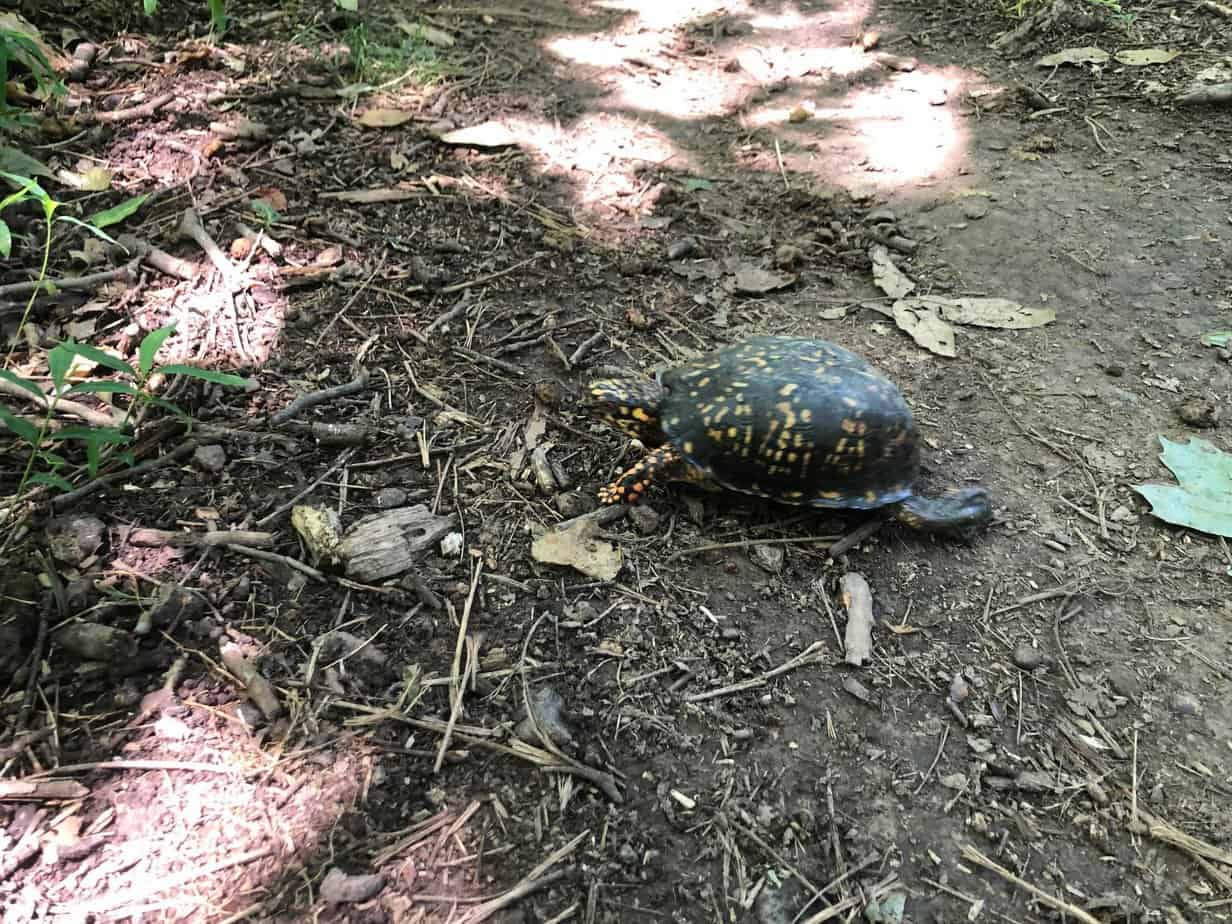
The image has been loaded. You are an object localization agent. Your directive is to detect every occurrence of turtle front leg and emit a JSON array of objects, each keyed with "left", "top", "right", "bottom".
[{"left": 599, "top": 444, "right": 692, "bottom": 505}]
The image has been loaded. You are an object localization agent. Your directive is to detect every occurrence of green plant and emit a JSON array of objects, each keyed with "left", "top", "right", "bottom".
[
  {"left": 143, "top": 0, "right": 228, "bottom": 36},
  {"left": 0, "top": 324, "right": 252, "bottom": 499},
  {"left": 0, "top": 25, "right": 66, "bottom": 134},
  {"left": 342, "top": 20, "right": 453, "bottom": 85}
]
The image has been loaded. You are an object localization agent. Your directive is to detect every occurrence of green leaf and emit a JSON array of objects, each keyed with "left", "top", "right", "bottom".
[
  {"left": 1200, "top": 331, "right": 1232, "bottom": 348},
  {"left": 140, "top": 394, "right": 190, "bottom": 419},
  {"left": 336, "top": 0, "right": 358, "bottom": 9},
  {"left": 683, "top": 177, "right": 714, "bottom": 192},
  {"left": 158, "top": 364, "right": 253, "bottom": 389},
  {"left": 250, "top": 199, "right": 279, "bottom": 224},
  {"left": 0, "top": 405, "right": 40, "bottom": 444},
  {"left": 0, "top": 146, "right": 52, "bottom": 178},
  {"left": 53, "top": 341, "right": 136, "bottom": 378},
  {"left": 29, "top": 472, "right": 75, "bottom": 492},
  {"left": 0, "top": 218, "right": 10, "bottom": 257},
  {"left": 50, "top": 426, "right": 132, "bottom": 444},
  {"left": 208, "top": 0, "right": 228, "bottom": 33},
  {"left": 87, "top": 193, "right": 149, "bottom": 230},
  {"left": 138, "top": 324, "right": 177, "bottom": 377},
  {"left": 39, "top": 450, "right": 68, "bottom": 468},
  {"left": 0, "top": 367, "right": 47, "bottom": 399},
  {"left": 64, "top": 380, "right": 142, "bottom": 398},
  {"left": 1133, "top": 436, "right": 1232, "bottom": 538},
  {"left": 85, "top": 437, "right": 101, "bottom": 477},
  {"left": 58, "top": 214, "right": 121, "bottom": 248}
]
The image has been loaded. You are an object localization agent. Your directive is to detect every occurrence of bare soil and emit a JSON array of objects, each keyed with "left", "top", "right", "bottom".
[{"left": 2, "top": 0, "right": 1231, "bottom": 922}]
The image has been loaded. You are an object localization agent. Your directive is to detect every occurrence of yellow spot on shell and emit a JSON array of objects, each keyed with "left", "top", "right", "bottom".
[
  {"left": 726, "top": 426, "right": 739, "bottom": 438},
  {"left": 683, "top": 441, "right": 694, "bottom": 454},
  {"left": 835, "top": 438, "right": 848, "bottom": 453},
  {"left": 779, "top": 383, "right": 798, "bottom": 396},
  {"left": 801, "top": 408, "right": 813, "bottom": 423},
  {"left": 820, "top": 490, "right": 842, "bottom": 500},
  {"left": 865, "top": 491, "right": 878, "bottom": 504},
  {"left": 786, "top": 452, "right": 798, "bottom": 463},
  {"left": 632, "top": 408, "right": 652, "bottom": 422}
]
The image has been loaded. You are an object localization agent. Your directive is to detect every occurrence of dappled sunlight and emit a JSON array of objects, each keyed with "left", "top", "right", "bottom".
[{"left": 531, "top": 0, "right": 975, "bottom": 210}]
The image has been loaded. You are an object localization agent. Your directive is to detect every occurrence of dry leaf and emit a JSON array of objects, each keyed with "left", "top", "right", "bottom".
[
  {"left": 1035, "top": 46, "right": 1110, "bottom": 67},
  {"left": 358, "top": 108, "right": 417, "bottom": 129},
  {"left": 932, "top": 296, "right": 1055, "bottom": 329},
  {"left": 892, "top": 301, "right": 956, "bottom": 357},
  {"left": 1114, "top": 48, "right": 1180, "bottom": 66},
  {"left": 731, "top": 265, "right": 796, "bottom": 294},
  {"left": 870, "top": 245, "right": 915, "bottom": 300},
  {"left": 531, "top": 516, "right": 622, "bottom": 581},
  {"left": 319, "top": 187, "right": 422, "bottom": 204},
  {"left": 437, "top": 122, "right": 520, "bottom": 148}
]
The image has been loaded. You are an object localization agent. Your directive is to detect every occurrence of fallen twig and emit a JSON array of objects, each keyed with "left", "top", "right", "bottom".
[
  {"left": 93, "top": 92, "right": 174, "bottom": 124},
  {"left": 271, "top": 370, "right": 370, "bottom": 425},
  {"left": 0, "top": 260, "right": 139, "bottom": 300},
  {"left": 960, "top": 843, "right": 1101, "bottom": 924},
  {"left": 51, "top": 441, "right": 198, "bottom": 509},
  {"left": 668, "top": 534, "right": 840, "bottom": 562},
  {"left": 685, "top": 641, "right": 827, "bottom": 703},
  {"left": 127, "top": 527, "right": 274, "bottom": 549},
  {"left": 435, "top": 560, "right": 484, "bottom": 773}
]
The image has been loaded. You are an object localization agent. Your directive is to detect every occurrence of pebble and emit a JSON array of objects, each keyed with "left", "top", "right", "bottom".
[
  {"left": 628, "top": 504, "right": 661, "bottom": 535},
  {"left": 617, "top": 843, "right": 638, "bottom": 866},
  {"left": 750, "top": 543, "right": 784, "bottom": 573},
  {"left": 553, "top": 491, "right": 593, "bottom": 519},
  {"left": 666, "top": 237, "right": 698, "bottom": 260},
  {"left": 1171, "top": 692, "right": 1201, "bottom": 717},
  {"left": 1012, "top": 644, "right": 1047, "bottom": 671},
  {"left": 192, "top": 444, "right": 226, "bottom": 474},
  {"left": 961, "top": 198, "right": 990, "bottom": 220},
  {"left": 374, "top": 487, "right": 407, "bottom": 508},
  {"left": 1107, "top": 664, "right": 1141, "bottom": 698}
]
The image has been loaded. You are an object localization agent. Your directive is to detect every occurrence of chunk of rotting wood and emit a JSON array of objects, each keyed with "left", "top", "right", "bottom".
[{"left": 339, "top": 505, "right": 456, "bottom": 582}]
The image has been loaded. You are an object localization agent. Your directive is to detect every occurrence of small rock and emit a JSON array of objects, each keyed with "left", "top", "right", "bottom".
[
  {"left": 1086, "top": 780, "right": 1109, "bottom": 805},
  {"left": 774, "top": 243, "right": 804, "bottom": 269},
  {"left": 553, "top": 491, "right": 593, "bottom": 519},
  {"left": 628, "top": 504, "right": 661, "bottom": 535},
  {"left": 961, "top": 198, "right": 990, "bottom": 220},
  {"left": 617, "top": 843, "right": 638, "bottom": 866},
  {"left": 1103, "top": 363, "right": 1124, "bottom": 377},
  {"left": 1106, "top": 664, "right": 1141, "bottom": 698},
  {"left": 720, "top": 627, "right": 741, "bottom": 640},
  {"left": 46, "top": 515, "right": 106, "bottom": 566},
  {"left": 1171, "top": 692, "right": 1201, "bottom": 717},
  {"left": 440, "top": 532, "right": 464, "bottom": 557},
  {"left": 514, "top": 686, "right": 576, "bottom": 748},
  {"left": 750, "top": 543, "right": 784, "bottom": 573},
  {"left": 1012, "top": 644, "right": 1047, "bottom": 671},
  {"left": 374, "top": 487, "right": 407, "bottom": 509},
  {"left": 666, "top": 237, "right": 698, "bottom": 260},
  {"left": 755, "top": 803, "right": 776, "bottom": 827},
  {"left": 866, "top": 208, "right": 897, "bottom": 225},
  {"left": 533, "top": 380, "right": 563, "bottom": 407},
  {"left": 192, "top": 444, "right": 227, "bottom": 475},
  {"left": 1176, "top": 397, "right": 1219, "bottom": 429},
  {"left": 399, "top": 415, "right": 425, "bottom": 436}
]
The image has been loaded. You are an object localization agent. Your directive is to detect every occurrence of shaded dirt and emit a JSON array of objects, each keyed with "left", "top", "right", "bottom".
[{"left": 2, "top": 0, "right": 1231, "bottom": 921}]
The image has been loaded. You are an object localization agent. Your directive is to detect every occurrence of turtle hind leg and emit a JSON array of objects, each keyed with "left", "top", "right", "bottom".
[
  {"left": 895, "top": 486, "right": 992, "bottom": 536},
  {"left": 598, "top": 445, "right": 699, "bottom": 505}
]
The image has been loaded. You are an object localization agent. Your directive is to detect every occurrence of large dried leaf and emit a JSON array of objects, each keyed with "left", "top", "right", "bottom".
[
  {"left": 531, "top": 516, "right": 622, "bottom": 581},
  {"left": 934, "top": 296, "right": 1055, "bottom": 329},
  {"left": 437, "top": 122, "right": 520, "bottom": 148},
  {"left": 870, "top": 245, "right": 915, "bottom": 299},
  {"left": 358, "top": 108, "right": 417, "bottom": 129},
  {"left": 1114, "top": 48, "right": 1180, "bottom": 66},
  {"left": 1036, "top": 47, "right": 1109, "bottom": 67},
  {"left": 730, "top": 265, "right": 796, "bottom": 295},
  {"left": 892, "top": 301, "right": 955, "bottom": 357},
  {"left": 1133, "top": 436, "right": 1232, "bottom": 538}
]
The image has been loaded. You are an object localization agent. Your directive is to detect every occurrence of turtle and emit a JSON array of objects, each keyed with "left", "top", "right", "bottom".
[{"left": 584, "top": 336, "right": 992, "bottom": 536}]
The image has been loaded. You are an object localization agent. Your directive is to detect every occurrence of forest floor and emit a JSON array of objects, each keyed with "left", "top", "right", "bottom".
[{"left": 1, "top": 0, "right": 1231, "bottom": 921}]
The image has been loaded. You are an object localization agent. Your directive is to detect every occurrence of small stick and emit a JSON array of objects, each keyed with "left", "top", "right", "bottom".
[
  {"left": 424, "top": 297, "right": 470, "bottom": 334},
  {"left": 116, "top": 234, "right": 197, "bottom": 279},
  {"left": 827, "top": 512, "right": 891, "bottom": 559},
  {"left": 93, "top": 92, "right": 174, "bottom": 123},
  {"left": 437, "top": 254, "right": 542, "bottom": 295},
  {"left": 685, "top": 641, "right": 826, "bottom": 702},
  {"left": 126, "top": 528, "right": 274, "bottom": 549},
  {"left": 959, "top": 843, "right": 1102, "bottom": 924},
  {"left": 51, "top": 441, "right": 197, "bottom": 508},
  {"left": 270, "top": 370, "right": 370, "bottom": 425},
  {"left": 0, "top": 377, "right": 125, "bottom": 429},
  {"left": 839, "top": 572, "right": 874, "bottom": 666},
  {"left": 566, "top": 330, "right": 606, "bottom": 364},
  {"left": 223, "top": 543, "right": 327, "bottom": 582},
  {"left": 668, "top": 534, "right": 839, "bottom": 561},
  {"left": 435, "top": 560, "right": 484, "bottom": 773},
  {"left": 176, "top": 208, "right": 238, "bottom": 281},
  {"left": 254, "top": 447, "right": 357, "bottom": 527},
  {"left": 0, "top": 260, "right": 140, "bottom": 299},
  {"left": 453, "top": 344, "right": 525, "bottom": 377}
]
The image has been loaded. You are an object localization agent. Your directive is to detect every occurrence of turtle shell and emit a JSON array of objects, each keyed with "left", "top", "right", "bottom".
[{"left": 657, "top": 337, "right": 920, "bottom": 510}]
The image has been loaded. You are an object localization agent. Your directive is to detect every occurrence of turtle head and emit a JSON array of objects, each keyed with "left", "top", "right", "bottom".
[{"left": 584, "top": 378, "right": 668, "bottom": 445}]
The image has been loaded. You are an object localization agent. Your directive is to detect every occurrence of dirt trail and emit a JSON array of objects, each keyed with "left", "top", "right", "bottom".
[{"left": 3, "top": 0, "right": 1231, "bottom": 921}]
